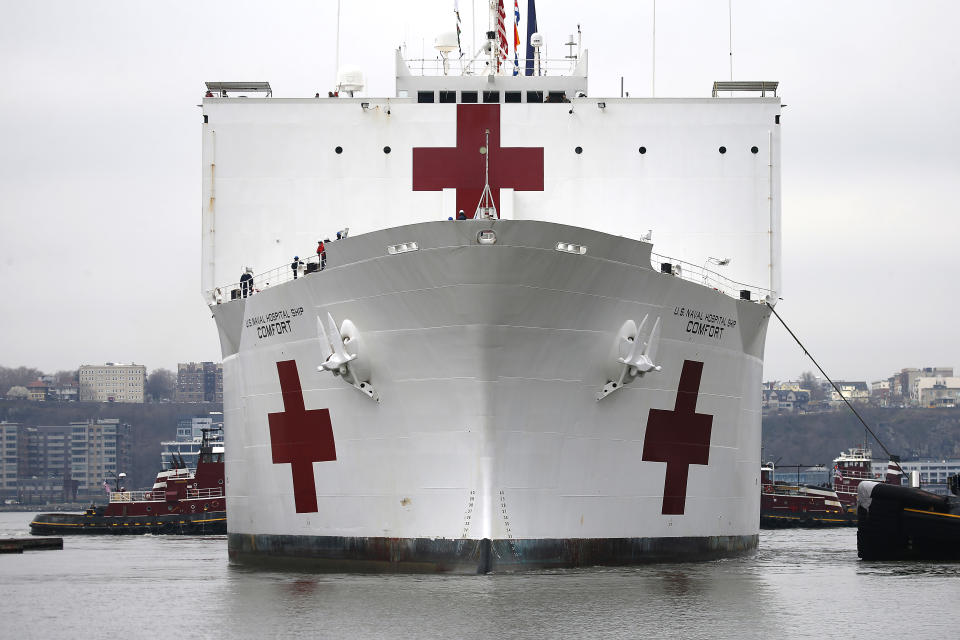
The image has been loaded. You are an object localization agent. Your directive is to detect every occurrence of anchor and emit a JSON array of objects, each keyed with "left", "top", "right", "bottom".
[
  {"left": 597, "top": 314, "right": 663, "bottom": 400},
  {"left": 316, "top": 312, "right": 379, "bottom": 401}
]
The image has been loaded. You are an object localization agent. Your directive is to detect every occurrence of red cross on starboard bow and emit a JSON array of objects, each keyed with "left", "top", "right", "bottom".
[
  {"left": 642, "top": 360, "right": 714, "bottom": 515},
  {"left": 412, "top": 104, "right": 544, "bottom": 218},
  {"left": 268, "top": 360, "right": 336, "bottom": 513}
]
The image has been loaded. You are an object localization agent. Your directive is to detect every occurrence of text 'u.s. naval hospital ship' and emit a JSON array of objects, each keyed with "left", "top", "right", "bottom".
[{"left": 202, "top": 3, "right": 782, "bottom": 573}]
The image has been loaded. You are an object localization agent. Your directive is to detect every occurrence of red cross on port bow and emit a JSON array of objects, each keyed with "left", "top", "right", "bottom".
[
  {"left": 268, "top": 360, "right": 336, "bottom": 514},
  {"left": 412, "top": 103, "right": 544, "bottom": 218},
  {"left": 642, "top": 360, "right": 714, "bottom": 515}
]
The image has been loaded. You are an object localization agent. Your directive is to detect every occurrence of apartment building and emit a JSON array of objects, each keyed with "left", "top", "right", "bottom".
[{"left": 78, "top": 363, "right": 146, "bottom": 403}]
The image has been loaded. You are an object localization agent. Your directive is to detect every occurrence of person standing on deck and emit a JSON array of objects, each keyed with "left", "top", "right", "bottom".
[
  {"left": 240, "top": 267, "right": 254, "bottom": 297},
  {"left": 317, "top": 240, "right": 327, "bottom": 271}
]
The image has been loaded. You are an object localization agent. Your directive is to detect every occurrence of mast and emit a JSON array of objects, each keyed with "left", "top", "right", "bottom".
[{"left": 475, "top": 129, "right": 497, "bottom": 219}]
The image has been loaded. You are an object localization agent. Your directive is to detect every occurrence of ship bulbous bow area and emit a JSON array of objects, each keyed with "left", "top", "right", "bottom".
[{"left": 218, "top": 220, "right": 769, "bottom": 573}]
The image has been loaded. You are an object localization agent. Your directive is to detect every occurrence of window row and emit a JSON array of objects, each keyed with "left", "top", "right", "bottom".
[{"left": 417, "top": 90, "right": 568, "bottom": 104}]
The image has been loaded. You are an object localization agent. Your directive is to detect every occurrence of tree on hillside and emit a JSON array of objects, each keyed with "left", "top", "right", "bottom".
[
  {"left": 6, "top": 385, "right": 29, "bottom": 399},
  {"left": 801, "top": 371, "right": 826, "bottom": 401},
  {"left": 53, "top": 370, "right": 77, "bottom": 384},
  {"left": 145, "top": 368, "right": 176, "bottom": 402},
  {"left": 0, "top": 366, "right": 44, "bottom": 396}
]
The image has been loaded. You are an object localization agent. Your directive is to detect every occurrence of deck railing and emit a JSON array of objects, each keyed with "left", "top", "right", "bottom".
[
  {"left": 402, "top": 56, "right": 581, "bottom": 77},
  {"left": 109, "top": 490, "right": 161, "bottom": 503},
  {"left": 209, "top": 239, "right": 771, "bottom": 306},
  {"left": 650, "top": 252, "right": 773, "bottom": 303}
]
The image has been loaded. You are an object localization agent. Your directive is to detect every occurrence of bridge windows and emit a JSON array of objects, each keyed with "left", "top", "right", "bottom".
[
  {"left": 439, "top": 91, "right": 457, "bottom": 103},
  {"left": 482, "top": 91, "right": 500, "bottom": 103},
  {"left": 526, "top": 91, "right": 544, "bottom": 103},
  {"left": 461, "top": 91, "right": 478, "bottom": 103},
  {"left": 504, "top": 91, "right": 521, "bottom": 103},
  {"left": 417, "top": 91, "right": 435, "bottom": 103}
]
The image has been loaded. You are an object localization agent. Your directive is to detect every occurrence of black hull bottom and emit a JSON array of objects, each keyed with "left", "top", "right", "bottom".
[
  {"left": 227, "top": 533, "right": 758, "bottom": 574},
  {"left": 30, "top": 511, "right": 226, "bottom": 536}
]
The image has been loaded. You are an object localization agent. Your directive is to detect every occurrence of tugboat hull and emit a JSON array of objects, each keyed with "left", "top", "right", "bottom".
[
  {"left": 857, "top": 481, "right": 960, "bottom": 560},
  {"left": 30, "top": 510, "right": 226, "bottom": 536}
]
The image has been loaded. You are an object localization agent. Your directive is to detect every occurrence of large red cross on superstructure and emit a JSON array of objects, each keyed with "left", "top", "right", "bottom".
[
  {"left": 268, "top": 360, "right": 336, "bottom": 514},
  {"left": 412, "top": 104, "right": 544, "bottom": 218},
  {"left": 642, "top": 360, "right": 714, "bottom": 515}
]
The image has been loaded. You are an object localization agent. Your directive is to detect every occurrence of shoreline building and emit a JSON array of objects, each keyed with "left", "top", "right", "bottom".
[
  {"left": 78, "top": 363, "right": 146, "bottom": 403},
  {"left": 1, "top": 422, "right": 20, "bottom": 503},
  {"left": 161, "top": 412, "right": 224, "bottom": 471},
  {"left": 175, "top": 362, "right": 223, "bottom": 403}
]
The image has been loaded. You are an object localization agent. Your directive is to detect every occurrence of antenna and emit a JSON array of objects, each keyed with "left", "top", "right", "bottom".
[
  {"left": 335, "top": 0, "right": 342, "bottom": 90},
  {"left": 728, "top": 0, "right": 733, "bottom": 81},
  {"left": 652, "top": 0, "right": 656, "bottom": 97}
]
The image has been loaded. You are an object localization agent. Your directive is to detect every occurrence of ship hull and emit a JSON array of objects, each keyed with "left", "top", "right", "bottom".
[
  {"left": 30, "top": 510, "right": 226, "bottom": 536},
  {"left": 216, "top": 220, "right": 770, "bottom": 573},
  {"left": 228, "top": 533, "right": 756, "bottom": 573}
]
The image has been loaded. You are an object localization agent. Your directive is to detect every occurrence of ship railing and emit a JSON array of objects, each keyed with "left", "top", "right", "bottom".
[
  {"left": 109, "top": 490, "right": 163, "bottom": 503},
  {"left": 209, "top": 253, "right": 324, "bottom": 304},
  {"left": 402, "top": 56, "right": 580, "bottom": 77},
  {"left": 186, "top": 487, "right": 224, "bottom": 499},
  {"left": 650, "top": 253, "right": 773, "bottom": 303},
  {"left": 210, "top": 245, "right": 774, "bottom": 306}
]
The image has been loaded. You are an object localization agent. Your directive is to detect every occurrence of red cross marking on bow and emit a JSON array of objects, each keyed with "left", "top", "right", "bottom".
[
  {"left": 268, "top": 360, "right": 336, "bottom": 514},
  {"left": 412, "top": 103, "right": 544, "bottom": 218},
  {"left": 642, "top": 360, "right": 713, "bottom": 515}
]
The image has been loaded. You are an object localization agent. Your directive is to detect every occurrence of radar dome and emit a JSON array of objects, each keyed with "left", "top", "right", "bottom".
[
  {"left": 530, "top": 32, "right": 544, "bottom": 47},
  {"left": 337, "top": 66, "right": 365, "bottom": 93},
  {"left": 434, "top": 31, "right": 459, "bottom": 53}
]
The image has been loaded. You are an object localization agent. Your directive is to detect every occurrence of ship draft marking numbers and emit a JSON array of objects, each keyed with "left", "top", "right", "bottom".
[
  {"left": 642, "top": 360, "right": 714, "bottom": 515},
  {"left": 460, "top": 490, "right": 476, "bottom": 539},
  {"left": 268, "top": 359, "right": 336, "bottom": 513}
]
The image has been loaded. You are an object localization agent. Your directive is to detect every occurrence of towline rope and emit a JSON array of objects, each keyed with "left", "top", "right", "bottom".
[{"left": 765, "top": 301, "right": 904, "bottom": 475}]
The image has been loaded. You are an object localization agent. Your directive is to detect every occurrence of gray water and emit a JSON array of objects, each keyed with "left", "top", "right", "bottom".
[{"left": 1, "top": 512, "right": 957, "bottom": 639}]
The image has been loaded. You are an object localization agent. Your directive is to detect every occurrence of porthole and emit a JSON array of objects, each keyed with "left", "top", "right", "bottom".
[
  {"left": 719, "top": 146, "right": 727, "bottom": 154},
  {"left": 575, "top": 146, "right": 583, "bottom": 154},
  {"left": 335, "top": 146, "right": 343, "bottom": 154},
  {"left": 191, "top": 504, "right": 196, "bottom": 510},
  {"left": 218, "top": 479, "right": 223, "bottom": 484},
  {"left": 751, "top": 146, "right": 759, "bottom": 154},
  {"left": 383, "top": 146, "right": 392, "bottom": 154},
  {"left": 639, "top": 146, "right": 647, "bottom": 154},
  {"left": 146, "top": 506, "right": 151, "bottom": 512}
]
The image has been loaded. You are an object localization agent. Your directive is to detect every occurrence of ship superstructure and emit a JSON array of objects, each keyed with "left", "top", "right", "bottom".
[{"left": 203, "top": 10, "right": 782, "bottom": 572}]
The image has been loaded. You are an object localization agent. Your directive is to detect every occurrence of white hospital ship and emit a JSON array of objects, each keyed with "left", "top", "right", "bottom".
[{"left": 203, "top": 7, "right": 782, "bottom": 572}]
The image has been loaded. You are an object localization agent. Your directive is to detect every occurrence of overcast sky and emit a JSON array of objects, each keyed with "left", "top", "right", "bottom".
[{"left": 2, "top": 0, "right": 958, "bottom": 384}]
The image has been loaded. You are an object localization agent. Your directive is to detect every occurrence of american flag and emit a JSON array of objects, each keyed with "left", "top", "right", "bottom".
[
  {"left": 512, "top": 0, "right": 521, "bottom": 76},
  {"left": 497, "top": 0, "right": 508, "bottom": 71}
]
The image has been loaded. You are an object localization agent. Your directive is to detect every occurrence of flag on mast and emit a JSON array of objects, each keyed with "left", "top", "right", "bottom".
[
  {"left": 496, "top": 0, "right": 508, "bottom": 71},
  {"left": 512, "top": 0, "right": 521, "bottom": 76},
  {"left": 524, "top": 0, "right": 538, "bottom": 76}
]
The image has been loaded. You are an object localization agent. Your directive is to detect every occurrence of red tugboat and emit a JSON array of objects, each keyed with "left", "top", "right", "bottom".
[
  {"left": 832, "top": 447, "right": 902, "bottom": 519},
  {"left": 30, "top": 429, "right": 225, "bottom": 535},
  {"left": 760, "top": 463, "right": 849, "bottom": 527}
]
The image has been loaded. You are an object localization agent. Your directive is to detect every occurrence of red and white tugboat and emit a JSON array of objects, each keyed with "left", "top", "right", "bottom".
[
  {"left": 832, "top": 447, "right": 902, "bottom": 518},
  {"left": 30, "top": 429, "right": 225, "bottom": 535},
  {"left": 760, "top": 463, "right": 848, "bottom": 527}
]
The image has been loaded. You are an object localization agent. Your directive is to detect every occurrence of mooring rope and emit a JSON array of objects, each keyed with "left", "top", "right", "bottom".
[{"left": 765, "top": 301, "right": 904, "bottom": 475}]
